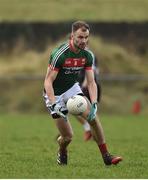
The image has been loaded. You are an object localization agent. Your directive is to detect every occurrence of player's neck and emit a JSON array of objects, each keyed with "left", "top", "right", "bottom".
[{"left": 69, "top": 39, "right": 80, "bottom": 54}]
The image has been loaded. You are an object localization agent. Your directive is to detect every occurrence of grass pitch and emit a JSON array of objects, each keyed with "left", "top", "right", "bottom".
[{"left": 0, "top": 113, "right": 147, "bottom": 178}]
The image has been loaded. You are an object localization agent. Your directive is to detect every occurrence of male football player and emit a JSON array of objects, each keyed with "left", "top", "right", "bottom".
[{"left": 43, "top": 21, "right": 122, "bottom": 165}]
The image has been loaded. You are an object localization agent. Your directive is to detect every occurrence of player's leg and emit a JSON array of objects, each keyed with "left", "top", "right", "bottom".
[
  {"left": 91, "top": 83, "right": 122, "bottom": 165},
  {"left": 55, "top": 117, "right": 73, "bottom": 165},
  {"left": 89, "top": 114, "right": 105, "bottom": 144},
  {"left": 43, "top": 91, "right": 73, "bottom": 165},
  {"left": 77, "top": 115, "right": 92, "bottom": 141},
  {"left": 81, "top": 98, "right": 122, "bottom": 165},
  {"left": 52, "top": 83, "right": 83, "bottom": 165}
]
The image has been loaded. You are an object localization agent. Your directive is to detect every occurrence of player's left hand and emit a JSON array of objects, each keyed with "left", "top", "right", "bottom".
[{"left": 87, "top": 102, "right": 97, "bottom": 121}]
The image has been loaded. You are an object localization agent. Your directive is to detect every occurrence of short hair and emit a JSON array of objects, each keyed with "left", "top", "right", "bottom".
[{"left": 72, "top": 21, "right": 90, "bottom": 33}]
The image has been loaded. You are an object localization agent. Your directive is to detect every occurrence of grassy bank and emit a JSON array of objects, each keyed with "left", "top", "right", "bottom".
[
  {"left": 0, "top": 36, "right": 148, "bottom": 75},
  {"left": 0, "top": 36, "right": 148, "bottom": 114},
  {"left": 0, "top": 0, "right": 148, "bottom": 22}
]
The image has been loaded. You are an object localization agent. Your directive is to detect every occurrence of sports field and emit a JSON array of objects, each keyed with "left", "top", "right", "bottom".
[{"left": 0, "top": 113, "right": 147, "bottom": 178}]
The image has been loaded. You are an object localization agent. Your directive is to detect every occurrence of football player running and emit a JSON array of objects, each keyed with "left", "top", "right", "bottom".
[{"left": 43, "top": 21, "right": 122, "bottom": 166}]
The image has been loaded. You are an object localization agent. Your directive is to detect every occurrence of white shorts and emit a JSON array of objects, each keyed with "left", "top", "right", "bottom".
[{"left": 43, "top": 83, "right": 83, "bottom": 115}]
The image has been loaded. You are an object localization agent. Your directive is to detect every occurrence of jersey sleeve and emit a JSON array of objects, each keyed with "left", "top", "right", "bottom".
[
  {"left": 48, "top": 49, "right": 63, "bottom": 71},
  {"left": 84, "top": 50, "right": 95, "bottom": 70}
]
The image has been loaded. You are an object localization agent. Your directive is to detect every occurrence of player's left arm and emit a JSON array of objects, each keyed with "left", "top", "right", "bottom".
[
  {"left": 85, "top": 69, "right": 98, "bottom": 121},
  {"left": 85, "top": 69, "right": 98, "bottom": 104},
  {"left": 84, "top": 49, "right": 97, "bottom": 103}
]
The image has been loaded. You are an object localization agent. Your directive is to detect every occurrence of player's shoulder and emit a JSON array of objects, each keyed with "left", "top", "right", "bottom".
[
  {"left": 83, "top": 48, "right": 95, "bottom": 60},
  {"left": 51, "top": 42, "right": 69, "bottom": 57}
]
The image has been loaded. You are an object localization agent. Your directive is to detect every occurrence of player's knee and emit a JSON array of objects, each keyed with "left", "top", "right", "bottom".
[
  {"left": 57, "top": 134, "right": 72, "bottom": 146},
  {"left": 60, "top": 136, "right": 72, "bottom": 146},
  {"left": 68, "top": 131, "right": 73, "bottom": 140},
  {"left": 65, "top": 136, "right": 72, "bottom": 143},
  {"left": 59, "top": 133, "right": 73, "bottom": 143}
]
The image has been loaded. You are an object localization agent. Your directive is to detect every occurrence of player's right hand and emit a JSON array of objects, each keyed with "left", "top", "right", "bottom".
[{"left": 49, "top": 103, "right": 67, "bottom": 120}]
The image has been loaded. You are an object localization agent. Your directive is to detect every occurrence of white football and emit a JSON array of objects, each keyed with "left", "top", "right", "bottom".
[{"left": 67, "top": 95, "right": 87, "bottom": 115}]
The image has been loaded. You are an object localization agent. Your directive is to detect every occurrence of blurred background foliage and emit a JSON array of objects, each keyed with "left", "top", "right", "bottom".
[{"left": 0, "top": 0, "right": 148, "bottom": 114}]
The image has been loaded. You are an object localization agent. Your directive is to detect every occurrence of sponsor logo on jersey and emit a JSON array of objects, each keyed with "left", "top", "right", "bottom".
[
  {"left": 64, "top": 67, "right": 83, "bottom": 74},
  {"left": 63, "top": 58, "right": 86, "bottom": 67}
]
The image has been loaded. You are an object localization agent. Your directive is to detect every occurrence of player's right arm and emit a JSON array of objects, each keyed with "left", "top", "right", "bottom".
[{"left": 44, "top": 67, "right": 58, "bottom": 104}]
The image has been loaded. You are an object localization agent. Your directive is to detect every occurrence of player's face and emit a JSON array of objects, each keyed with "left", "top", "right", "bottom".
[{"left": 72, "top": 28, "right": 89, "bottom": 50}]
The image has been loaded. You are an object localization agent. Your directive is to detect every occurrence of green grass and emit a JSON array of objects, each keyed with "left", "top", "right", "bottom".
[
  {"left": 0, "top": 113, "right": 148, "bottom": 178},
  {"left": 0, "top": 0, "right": 148, "bottom": 22}
]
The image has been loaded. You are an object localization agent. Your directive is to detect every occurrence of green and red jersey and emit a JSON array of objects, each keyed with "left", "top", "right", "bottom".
[{"left": 48, "top": 41, "right": 94, "bottom": 95}]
